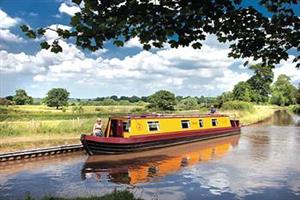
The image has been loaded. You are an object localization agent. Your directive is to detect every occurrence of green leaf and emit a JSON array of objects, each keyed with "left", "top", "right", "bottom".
[
  {"left": 143, "top": 44, "right": 151, "bottom": 50},
  {"left": 40, "top": 41, "right": 50, "bottom": 49},
  {"left": 71, "top": 15, "right": 80, "bottom": 26},
  {"left": 50, "top": 41, "right": 63, "bottom": 53},
  {"left": 113, "top": 40, "right": 124, "bottom": 47},
  {"left": 20, "top": 25, "right": 29, "bottom": 32},
  {"left": 37, "top": 28, "right": 46, "bottom": 35},
  {"left": 51, "top": 45, "right": 63, "bottom": 53},
  {"left": 243, "top": 61, "right": 249, "bottom": 66},
  {"left": 72, "top": 0, "right": 82, "bottom": 5},
  {"left": 192, "top": 42, "right": 202, "bottom": 49},
  {"left": 25, "top": 30, "right": 36, "bottom": 39}
]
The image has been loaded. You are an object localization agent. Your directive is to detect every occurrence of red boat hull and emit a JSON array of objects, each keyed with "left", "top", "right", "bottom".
[{"left": 81, "top": 127, "right": 241, "bottom": 155}]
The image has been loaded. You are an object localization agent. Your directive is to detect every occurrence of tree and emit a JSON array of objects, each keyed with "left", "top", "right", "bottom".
[
  {"left": 5, "top": 96, "right": 14, "bottom": 101},
  {"left": 101, "top": 98, "right": 117, "bottom": 105},
  {"left": 176, "top": 96, "right": 184, "bottom": 102},
  {"left": 0, "top": 98, "right": 15, "bottom": 106},
  {"left": 178, "top": 97, "right": 198, "bottom": 110},
  {"left": 148, "top": 90, "right": 176, "bottom": 111},
  {"left": 110, "top": 95, "right": 119, "bottom": 101},
  {"left": 296, "top": 84, "right": 300, "bottom": 105},
  {"left": 247, "top": 64, "right": 274, "bottom": 103},
  {"left": 21, "top": 0, "right": 300, "bottom": 67},
  {"left": 197, "top": 96, "right": 207, "bottom": 105},
  {"left": 120, "top": 96, "right": 129, "bottom": 101},
  {"left": 216, "top": 91, "right": 233, "bottom": 107},
  {"left": 13, "top": 89, "right": 33, "bottom": 105},
  {"left": 232, "top": 82, "right": 252, "bottom": 102},
  {"left": 141, "top": 96, "right": 148, "bottom": 102},
  {"left": 129, "top": 96, "right": 140, "bottom": 103},
  {"left": 44, "top": 88, "right": 70, "bottom": 109},
  {"left": 270, "top": 75, "right": 297, "bottom": 106}
]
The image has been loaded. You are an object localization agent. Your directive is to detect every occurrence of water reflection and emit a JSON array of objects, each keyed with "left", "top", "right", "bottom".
[
  {"left": 254, "top": 110, "right": 298, "bottom": 126},
  {"left": 272, "top": 110, "right": 295, "bottom": 126},
  {"left": 1, "top": 111, "right": 300, "bottom": 200},
  {"left": 81, "top": 135, "right": 240, "bottom": 184}
]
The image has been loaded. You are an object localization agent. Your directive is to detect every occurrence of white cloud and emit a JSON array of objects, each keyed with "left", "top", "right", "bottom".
[
  {"left": 0, "top": 9, "right": 24, "bottom": 44},
  {"left": 44, "top": 24, "right": 72, "bottom": 40},
  {"left": 214, "top": 69, "right": 251, "bottom": 91},
  {"left": 0, "top": 29, "right": 24, "bottom": 43},
  {"left": 0, "top": 51, "right": 46, "bottom": 74},
  {"left": 2, "top": 28, "right": 298, "bottom": 97},
  {"left": 273, "top": 56, "right": 300, "bottom": 84},
  {"left": 124, "top": 37, "right": 143, "bottom": 48},
  {"left": 58, "top": 3, "right": 80, "bottom": 16},
  {"left": 25, "top": 38, "right": 250, "bottom": 97},
  {"left": 53, "top": 14, "right": 62, "bottom": 18},
  {"left": 0, "top": 9, "right": 20, "bottom": 29},
  {"left": 29, "top": 12, "right": 38, "bottom": 17},
  {"left": 91, "top": 49, "right": 108, "bottom": 57}
]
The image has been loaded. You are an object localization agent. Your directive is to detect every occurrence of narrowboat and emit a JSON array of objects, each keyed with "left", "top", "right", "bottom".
[
  {"left": 81, "top": 135, "right": 240, "bottom": 184},
  {"left": 81, "top": 114, "right": 240, "bottom": 155}
]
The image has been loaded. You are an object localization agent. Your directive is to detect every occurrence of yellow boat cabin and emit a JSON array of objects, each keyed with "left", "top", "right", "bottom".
[
  {"left": 104, "top": 114, "right": 239, "bottom": 138},
  {"left": 81, "top": 114, "right": 240, "bottom": 155}
]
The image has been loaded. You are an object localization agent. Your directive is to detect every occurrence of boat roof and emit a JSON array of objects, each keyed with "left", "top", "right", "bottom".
[{"left": 111, "top": 113, "right": 229, "bottom": 120}]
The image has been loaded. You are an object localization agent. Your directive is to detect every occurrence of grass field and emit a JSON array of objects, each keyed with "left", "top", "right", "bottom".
[
  {"left": 0, "top": 104, "right": 279, "bottom": 152},
  {"left": 0, "top": 105, "right": 141, "bottom": 152}
]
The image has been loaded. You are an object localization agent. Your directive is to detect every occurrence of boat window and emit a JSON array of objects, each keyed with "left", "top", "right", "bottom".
[
  {"left": 148, "top": 121, "right": 160, "bottom": 132},
  {"left": 199, "top": 119, "right": 204, "bottom": 127},
  {"left": 212, "top": 119, "right": 218, "bottom": 126},
  {"left": 181, "top": 120, "right": 190, "bottom": 129},
  {"left": 123, "top": 120, "right": 130, "bottom": 132}
]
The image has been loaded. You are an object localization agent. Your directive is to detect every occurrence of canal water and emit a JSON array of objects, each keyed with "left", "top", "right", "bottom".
[{"left": 0, "top": 111, "right": 300, "bottom": 200}]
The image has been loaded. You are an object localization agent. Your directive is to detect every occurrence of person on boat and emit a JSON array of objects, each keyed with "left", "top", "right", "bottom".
[
  {"left": 93, "top": 118, "right": 103, "bottom": 136},
  {"left": 210, "top": 105, "right": 217, "bottom": 114}
]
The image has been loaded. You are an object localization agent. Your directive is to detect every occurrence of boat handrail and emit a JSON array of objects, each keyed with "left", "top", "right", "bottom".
[{"left": 111, "top": 113, "right": 229, "bottom": 119}]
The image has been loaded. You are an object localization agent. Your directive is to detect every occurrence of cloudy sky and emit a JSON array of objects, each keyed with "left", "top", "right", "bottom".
[{"left": 0, "top": 0, "right": 299, "bottom": 98}]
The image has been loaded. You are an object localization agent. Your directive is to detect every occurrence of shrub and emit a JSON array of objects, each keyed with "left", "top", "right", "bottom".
[
  {"left": 130, "top": 107, "right": 144, "bottom": 113},
  {"left": 95, "top": 107, "right": 100, "bottom": 111},
  {"left": 292, "top": 105, "right": 300, "bottom": 114},
  {"left": 222, "top": 101, "right": 254, "bottom": 111},
  {"left": 0, "top": 98, "right": 15, "bottom": 106},
  {"left": 178, "top": 97, "right": 199, "bottom": 110},
  {"left": 147, "top": 90, "right": 176, "bottom": 111},
  {"left": 72, "top": 106, "right": 84, "bottom": 114}
]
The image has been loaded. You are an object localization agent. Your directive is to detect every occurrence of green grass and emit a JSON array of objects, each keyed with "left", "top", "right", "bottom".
[
  {"left": 24, "top": 190, "right": 143, "bottom": 200},
  {"left": 221, "top": 101, "right": 254, "bottom": 111},
  {"left": 221, "top": 105, "right": 279, "bottom": 125},
  {"left": 290, "top": 104, "right": 300, "bottom": 114},
  {"left": 0, "top": 105, "right": 144, "bottom": 121}
]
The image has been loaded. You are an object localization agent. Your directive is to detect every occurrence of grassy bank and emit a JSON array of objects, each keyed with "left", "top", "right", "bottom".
[
  {"left": 25, "top": 190, "right": 143, "bottom": 200},
  {"left": 221, "top": 105, "right": 279, "bottom": 125},
  {"left": 0, "top": 105, "right": 136, "bottom": 152},
  {"left": 0, "top": 105, "right": 279, "bottom": 152},
  {"left": 290, "top": 104, "right": 300, "bottom": 114}
]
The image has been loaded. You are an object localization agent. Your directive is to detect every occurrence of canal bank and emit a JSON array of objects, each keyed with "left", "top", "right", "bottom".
[
  {"left": 221, "top": 105, "right": 280, "bottom": 126},
  {"left": 1, "top": 110, "right": 299, "bottom": 200}
]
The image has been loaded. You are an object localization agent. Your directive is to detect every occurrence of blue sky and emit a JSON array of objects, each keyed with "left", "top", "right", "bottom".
[{"left": 0, "top": 0, "right": 299, "bottom": 98}]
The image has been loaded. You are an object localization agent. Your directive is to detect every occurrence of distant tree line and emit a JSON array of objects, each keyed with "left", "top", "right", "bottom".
[
  {"left": 0, "top": 89, "right": 33, "bottom": 106},
  {"left": 217, "top": 64, "right": 299, "bottom": 107},
  {"left": 1, "top": 64, "right": 299, "bottom": 111}
]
